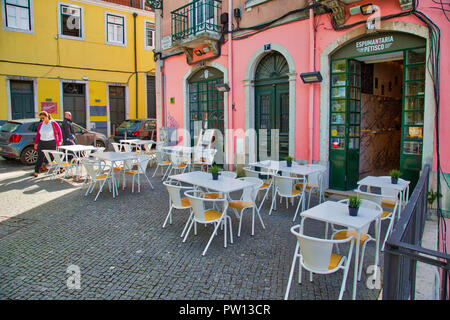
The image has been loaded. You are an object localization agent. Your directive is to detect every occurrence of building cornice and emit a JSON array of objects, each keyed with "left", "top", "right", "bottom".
[{"left": 69, "top": 0, "right": 155, "bottom": 18}]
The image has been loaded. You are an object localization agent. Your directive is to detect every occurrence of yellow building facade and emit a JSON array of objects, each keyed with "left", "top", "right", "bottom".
[{"left": 0, "top": 0, "right": 155, "bottom": 136}]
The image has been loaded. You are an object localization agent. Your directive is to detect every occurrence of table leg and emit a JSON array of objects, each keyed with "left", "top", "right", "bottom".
[
  {"left": 352, "top": 232, "right": 361, "bottom": 300},
  {"left": 373, "top": 218, "right": 380, "bottom": 280}
]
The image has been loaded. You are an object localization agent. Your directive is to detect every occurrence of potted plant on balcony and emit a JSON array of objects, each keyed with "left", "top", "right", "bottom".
[
  {"left": 348, "top": 195, "right": 361, "bottom": 217},
  {"left": 209, "top": 165, "right": 220, "bottom": 180},
  {"left": 389, "top": 169, "right": 401, "bottom": 184},
  {"left": 285, "top": 155, "right": 293, "bottom": 167}
]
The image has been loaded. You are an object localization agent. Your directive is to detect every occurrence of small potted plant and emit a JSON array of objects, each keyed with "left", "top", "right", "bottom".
[
  {"left": 389, "top": 169, "right": 401, "bottom": 184},
  {"left": 285, "top": 155, "right": 293, "bottom": 167},
  {"left": 348, "top": 195, "right": 361, "bottom": 217},
  {"left": 209, "top": 165, "right": 220, "bottom": 180}
]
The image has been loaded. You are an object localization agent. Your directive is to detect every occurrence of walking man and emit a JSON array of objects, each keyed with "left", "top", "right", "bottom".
[{"left": 62, "top": 111, "right": 76, "bottom": 146}]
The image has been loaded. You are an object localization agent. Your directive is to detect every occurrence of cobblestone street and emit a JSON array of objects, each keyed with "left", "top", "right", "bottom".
[{"left": 0, "top": 158, "right": 382, "bottom": 300}]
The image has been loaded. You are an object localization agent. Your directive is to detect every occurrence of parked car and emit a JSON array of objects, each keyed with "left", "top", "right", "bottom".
[
  {"left": 112, "top": 119, "right": 156, "bottom": 142},
  {"left": 0, "top": 119, "right": 109, "bottom": 165}
]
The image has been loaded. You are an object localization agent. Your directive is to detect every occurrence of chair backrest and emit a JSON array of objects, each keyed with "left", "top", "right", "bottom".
[
  {"left": 274, "top": 175, "right": 305, "bottom": 196},
  {"left": 185, "top": 190, "right": 227, "bottom": 223},
  {"left": 49, "top": 150, "right": 66, "bottom": 164},
  {"left": 122, "top": 144, "right": 132, "bottom": 153},
  {"left": 136, "top": 155, "right": 152, "bottom": 173},
  {"left": 243, "top": 166, "right": 259, "bottom": 178},
  {"left": 144, "top": 142, "right": 155, "bottom": 152},
  {"left": 291, "top": 225, "right": 351, "bottom": 272},
  {"left": 83, "top": 159, "right": 105, "bottom": 179},
  {"left": 111, "top": 142, "right": 122, "bottom": 152},
  {"left": 220, "top": 171, "right": 237, "bottom": 179},
  {"left": 163, "top": 180, "right": 192, "bottom": 208},
  {"left": 238, "top": 177, "right": 263, "bottom": 203},
  {"left": 42, "top": 150, "right": 55, "bottom": 164},
  {"left": 339, "top": 197, "right": 382, "bottom": 233},
  {"left": 305, "top": 165, "right": 326, "bottom": 187}
]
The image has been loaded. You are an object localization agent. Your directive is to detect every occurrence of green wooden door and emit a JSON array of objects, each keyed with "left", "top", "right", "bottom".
[
  {"left": 255, "top": 83, "right": 289, "bottom": 161},
  {"left": 400, "top": 47, "right": 426, "bottom": 190},
  {"left": 329, "top": 59, "right": 361, "bottom": 190},
  {"left": 10, "top": 81, "right": 34, "bottom": 120}
]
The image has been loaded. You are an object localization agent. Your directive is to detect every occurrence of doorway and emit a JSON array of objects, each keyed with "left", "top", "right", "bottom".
[
  {"left": 146, "top": 75, "right": 156, "bottom": 119},
  {"left": 10, "top": 80, "right": 34, "bottom": 120},
  {"left": 63, "top": 83, "right": 86, "bottom": 128},
  {"left": 254, "top": 52, "right": 289, "bottom": 161},
  {"left": 109, "top": 85, "right": 126, "bottom": 134},
  {"left": 329, "top": 47, "right": 426, "bottom": 191}
]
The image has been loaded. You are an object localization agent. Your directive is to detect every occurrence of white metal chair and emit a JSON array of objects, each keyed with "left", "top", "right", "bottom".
[
  {"left": 296, "top": 164, "right": 326, "bottom": 209},
  {"left": 228, "top": 177, "right": 265, "bottom": 237},
  {"left": 121, "top": 155, "right": 154, "bottom": 193},
  {"left": 284, "top": 224, "right": 354, "bottom": 300},
  {"left": 48, "top": 150, "right": 72, "bottom": 181},
  {"left": 203, "top": 170, "right": 237, "bottom": 200},
  {"left": 191, "top": 148, "right": 217, "bottom": 172},
  {"left": 183, "top": 190, "right": 232, "bottom": 256},
  {"left": 355, "top": 186, "right": 399, "bottom": 251},
  {"left": 122, "top": 143, "right": 133, "bottom": 153},
  {"left": 269, "top": 174, "right": 306, "bottom": 221},
  {"left": 162, "top": 180, "right": 194, "bottom": 238},
  {"left": 219, "top": 170, "right": 237, "bottom": 179},
  {"left": 331, "top": 198, "right": 383, "bottom": 281},
  {"left": 152, "top": 150, "right": 171, "bottom": 180},
  {"left": 42, "top": 150, "right": 59, "bottom": 176},
  {"left": 243, "top": 166, "right": 272, "bottom": 211},
  {"left": 83, "top": 160, "right": 114, "bottom": 201},
  {"left": 165, "top": 151, "right": 189, "bottom": 179}
]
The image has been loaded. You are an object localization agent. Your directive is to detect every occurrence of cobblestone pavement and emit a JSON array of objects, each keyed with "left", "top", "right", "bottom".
[{"left": 0, "top": 158, "right": 382, "bottom": 300}]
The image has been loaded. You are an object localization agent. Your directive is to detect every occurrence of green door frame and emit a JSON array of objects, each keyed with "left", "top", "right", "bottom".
[{"left": 329, "top": 45, "right": 426, "bottom": 191}]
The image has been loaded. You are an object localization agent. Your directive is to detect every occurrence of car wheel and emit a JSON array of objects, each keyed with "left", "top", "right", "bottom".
[{"left": 20, "top": 146, "right": 38, "bottom": 165}]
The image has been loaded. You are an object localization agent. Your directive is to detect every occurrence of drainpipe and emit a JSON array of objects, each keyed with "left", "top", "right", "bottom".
[
  {"left": 228, "top": 0, "right": 234, "bottom": 170},
  {"left": 308, "top": 2, "right": 315, "bottom": 164},
  {"left": 133, "top": 13, "right": 138, "bottom": 119}
]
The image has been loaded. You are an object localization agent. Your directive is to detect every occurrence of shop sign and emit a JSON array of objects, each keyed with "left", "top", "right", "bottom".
[
  {"left": 41, "top": 102, "right": 58, "bottom": 114},
  {"left": 356, "top": 35, "right": 394, "bottom": 54}
]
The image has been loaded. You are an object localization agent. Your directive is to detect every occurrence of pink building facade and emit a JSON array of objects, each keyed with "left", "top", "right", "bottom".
[{"left": 155, "top": 0, "right": 449, "bottom": 209}]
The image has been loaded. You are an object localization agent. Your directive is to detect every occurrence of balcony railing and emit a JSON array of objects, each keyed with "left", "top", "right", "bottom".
[{"left": 171, "top": 0, "right": 222, "bottom": 42}]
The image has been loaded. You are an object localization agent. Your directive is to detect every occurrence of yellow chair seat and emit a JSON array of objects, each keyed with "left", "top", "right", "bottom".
[
  {"left": 333, "top": 230, "right": 370, "bottom": 246},
  {"left": 96, "top": 173, "right": 109, "bottom": 180},
  {"left": 381, "top": 211, "right": 391, "bottom": 219},
  {"left": 180, "top": 197, "right": 190, "bottom": 208},
  {"left": 114, "top": 166, "right": 124, "bottom": 171},
  {"left": 329, "top": 253, "right": 344, "bottom": 270},
  {"left": 260, "top": 183, "right": 270, "bottom": 189},
  {"left": 204, "top": 192, "right": 223, "bottom": 199},
  {"left": 229, "top": 201, "right": 253, "bottom": 211},
  {"left": 125, "top": 170, "right": 138, "bottom": 175},
  {"left": 177, "top": 164, "right": 187, "bottom": 168},
  {"left": 162, "top": 161, "right": 171, "bottom": 165},
  {"left": 61, "top": 162, "right": 71, "bottom": 167},
  {"left": 382, "top": 200, "right": 397, "bottom": 208},
  {"left": 292, "top": 189, "right": 302, "bottom": 196},
  {"left": 204, "top": 209, "right": 223, "bottom": 222},
  {"left": 296, "top": 183, "right": 312, "bottom": 191}
]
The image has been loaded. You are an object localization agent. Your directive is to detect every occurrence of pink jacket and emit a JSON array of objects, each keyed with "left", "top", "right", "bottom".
[{"left": 34, "top": 120, "right": 63, "bottom": 146}]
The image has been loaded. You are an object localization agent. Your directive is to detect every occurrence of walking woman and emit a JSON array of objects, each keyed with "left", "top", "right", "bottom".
[{"left": 33, "top": 111, "right": 62, "bottom": 177}]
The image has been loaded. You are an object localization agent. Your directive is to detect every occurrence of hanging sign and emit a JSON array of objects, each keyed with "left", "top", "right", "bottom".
[
  {"left": 356, "top": 35, "right": 394, "bottom": 54},
  {"left": 41, "top": 102, "right": 58, "bottom": 114}
]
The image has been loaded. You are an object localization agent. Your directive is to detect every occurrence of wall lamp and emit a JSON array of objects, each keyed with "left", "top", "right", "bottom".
[
  {"left": 215, "top": 83, "right": 230, "bottom": 92},
  {"left": 350, "top": 3, "right": 376, "bottom": 16},
  {"left": 300, "top": 72, "right": 323, "bottom": 84}
]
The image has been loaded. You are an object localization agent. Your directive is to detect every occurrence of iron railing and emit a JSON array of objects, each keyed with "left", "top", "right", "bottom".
[
  {"left": 171, "top": 0, "right": 222, "bottom": 42},
  {"left": 383, "top": 164, "right": 450, "bottom": 300}
]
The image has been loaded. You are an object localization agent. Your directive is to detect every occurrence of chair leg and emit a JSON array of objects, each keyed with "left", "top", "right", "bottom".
[
  {"left": 284, "top": 243, "right": 299, "bottom": 300},
  {"left": 292, "top": 196, "right": 302, "bottom": 222},
  {"left": 202, "top": 222, "right": 221, "bottom": 256},
  {"left": 182, "top": 218, "right": 195, "bottom": 243},
  {"left": 268, "top": 194, "right": 276, "bottom": 216},
  {"left": 180, "top": 211, "right": 193, "bottom": 238},
  {"left": 256, "top": 207, "right": 265, "bottom": 230},
  {"left": 162, "top": 206, "right": 173, "bottom": 228},
  {"left": 358, "top": 243, "right": 368, "bottom": 281},
  {"left": 94, "top": 179, "right": 107, "bottom": 201},
  {"left": 228, "top": 216, "right": 233, "bottom": 244},
  {"left": 339, "top": 257, "right": 351, "bottom": 300}
]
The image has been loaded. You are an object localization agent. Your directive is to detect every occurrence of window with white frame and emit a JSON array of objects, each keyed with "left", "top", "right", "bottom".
[
  {"left": 106, "top": 13, "right": 125, "bottom": 45},
  {"left": 59, "top": 3, "right": 83, "bottom": 38},
  {"left": 145, "top": 21, "right": 155, "bottom": 50},
  {"left": 2, "top": 0, "right": 32, "bottom": 32}
]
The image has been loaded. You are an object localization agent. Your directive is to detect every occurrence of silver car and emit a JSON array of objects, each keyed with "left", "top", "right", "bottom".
[{"left": 0, "top": 119, "right": 109, "bottom": 165}]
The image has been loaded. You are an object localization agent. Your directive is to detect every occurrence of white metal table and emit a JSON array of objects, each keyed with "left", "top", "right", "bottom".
[
  {"left": 357, "top": 176, "right": 410, "bottom": 216},
  {"left": 58, "top": 145, "right": 98, "bottom": 179},
  {"left": 250, "top": 160, "right": 324, "bottom": 177},
  {"left": 91, "top": 151, "right": 139, "bottom": 198},
  {"left": 300, "top": 201, "right": 382, "bottom": 300}
]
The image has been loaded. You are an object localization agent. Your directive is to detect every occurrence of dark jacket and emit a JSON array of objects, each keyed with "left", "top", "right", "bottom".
[{"left": 62, "top": 118, "right": 75, "bottom": 142}]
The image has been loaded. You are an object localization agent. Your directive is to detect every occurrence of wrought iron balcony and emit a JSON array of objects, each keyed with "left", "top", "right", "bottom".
[
  {"left": 145, "top": 0, "right": 162, "bottom": 10},
  {"left": 171, "top": 0, "right": 222, "bottom": 43}
]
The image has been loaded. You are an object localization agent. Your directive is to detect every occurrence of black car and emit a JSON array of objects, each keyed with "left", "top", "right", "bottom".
[
  {"left": 0, "top": 119, "right": 109, "bottom": 165},
  {"left": 112, "top": 119, "right": 156, "bottom": 142}
]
